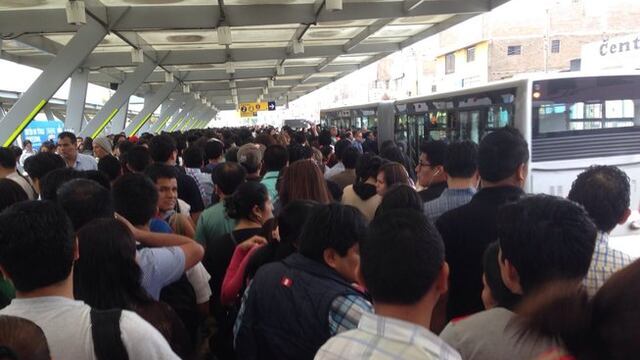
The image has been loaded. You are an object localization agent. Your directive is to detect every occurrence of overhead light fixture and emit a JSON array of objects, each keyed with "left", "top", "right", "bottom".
[
  {"left": 225, "top": 100, "right": 233, "bottom": 104},
  {"left": 231, "top": 88, "right": 238, "bottom": 96},
  {"left": 182, "top": 84, "right": 190, "bottom": 93},
  {"left": 226, "top": 62, "right": 235, "bottom": 74},
  {"left": 65, "top": 0, "right": 86, "bottom": 25},
  {"left": 202, "top": 98, "right": 207, "bottom": 104},
  {"left": 276, "top": 64, "right": 285, "bottom": 76},
  {"left": 292, "top": 39, "right": 304, "bottom": 54},
  {"left": 131, "top": 48, "right": 144, "bottom": 63},
  {"left": 217, "top": 25, "right": 232, "bottom": 45},
  {"left": 164, "top": 71, "right": 173, "bottom": 83},
  {"left": 325, "top": 0, "right": 343, "bottom": 11},
  {"left": 267, "top": 79, "right": 274, "bottom": 87},
  {"left": 263, "top": 86, "right": 269, "bottom": 95},
  {"left": 229, "top": 80, "right": 236, "bottom": 88},
  {"left": 194, "top": 92, "right": 200, "bottom": 100}
]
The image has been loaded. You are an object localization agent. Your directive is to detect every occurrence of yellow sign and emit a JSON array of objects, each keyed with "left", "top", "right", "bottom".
[{"left": 239, "top": 102, "right": 268, "bottom": 118}]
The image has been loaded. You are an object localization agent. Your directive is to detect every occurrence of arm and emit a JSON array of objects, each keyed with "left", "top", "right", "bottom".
[
  {"left": 220, "top": 238, "right": 265, "bottom": 306},
  {"left": 117, "top": 214, "right": 204, "bottom": 271}
]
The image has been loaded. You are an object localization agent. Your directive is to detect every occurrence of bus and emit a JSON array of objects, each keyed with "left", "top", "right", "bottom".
[{"left": 320, "top": 72, "right": 640, "bottom": 241}]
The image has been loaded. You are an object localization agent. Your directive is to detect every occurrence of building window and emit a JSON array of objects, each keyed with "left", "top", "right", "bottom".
[
  {"left": 467, "top": 47, "right": 476, "bottom": 62},
  {"left": 507, "top": 45, "right": 522, "bottom": 56},
  {"left": 551, "top": 39, "right": 561, "bottom": 53},
  {"left": 445, "top": 53, "right": 455, "bottom": 74}
]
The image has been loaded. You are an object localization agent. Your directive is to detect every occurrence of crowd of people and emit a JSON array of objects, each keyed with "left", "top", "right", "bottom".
[{"left": 0, "top": 124, "right": 638, "bottom": 360}]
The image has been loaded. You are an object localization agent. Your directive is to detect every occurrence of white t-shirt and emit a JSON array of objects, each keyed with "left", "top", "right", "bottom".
[{"left": 0, "top": 296, "right": 179, "bottom": 360}]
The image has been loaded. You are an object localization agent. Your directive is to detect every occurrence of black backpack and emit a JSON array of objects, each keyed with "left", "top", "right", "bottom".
[{"left": 90, "top": 308, "right": 129, "bottom": 360}]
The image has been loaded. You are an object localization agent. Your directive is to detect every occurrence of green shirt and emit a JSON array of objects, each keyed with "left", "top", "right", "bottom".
[
  {"left": 260, "top": 171, "right": 280, "bottom": 202},
  {"left": 195, "top": 201, "right": 237, "bottom": 246}
]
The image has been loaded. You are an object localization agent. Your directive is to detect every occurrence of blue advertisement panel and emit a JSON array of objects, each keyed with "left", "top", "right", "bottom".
[{"left": 21, "top": 120, "right": 64, "bottom": 150}]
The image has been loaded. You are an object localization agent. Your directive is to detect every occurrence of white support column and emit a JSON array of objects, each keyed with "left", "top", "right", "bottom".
[
  {"left": 148, "top": 95, "right": 185, "bottom": 134},
  {"left": 44, "top": 106, "right": 55, "bottom": 121},
  {"left": 110, "top": 100, "right": 129, "bottom": 135},
  {"left": 65, "top": 68, "right": 89, "bottom": 133},
  {"left": 0, "top": 17, "right": 107, "bottom": 147},
  {"left": 125, "top": 81, "right": 179, "bottom": 136},
  {"left": 80, "top": 57, "right": 157, "bottom": 139},
  {"left": 163, "top": 100, "right": 197, "bottom": 132}
]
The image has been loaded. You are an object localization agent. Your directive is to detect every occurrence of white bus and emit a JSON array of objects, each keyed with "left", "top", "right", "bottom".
[{"left": 321, "top": 72, "right": 640, "bottom": 243}]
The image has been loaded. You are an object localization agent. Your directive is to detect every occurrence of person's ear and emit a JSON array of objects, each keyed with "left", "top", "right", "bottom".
[
  {"left": 517, "top": 163, "right": 528, "bottom": 183},
  {"left": 619, "top": 208, "right": 632, "bottom": 225},
  {"left": 435, "top": 262, "right": 449, "bottom": 295},
  {"left": 499, "top": 251, "right": 523, "bottom": 294},
  {"left": 323, "top": 248, "right": 339, "bottom": 270}
]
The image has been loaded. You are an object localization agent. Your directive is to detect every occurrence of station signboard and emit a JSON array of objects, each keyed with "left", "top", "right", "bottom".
[
  {"left": 21, "top": 120, "right": 64, "bottom": 150},
  {"left": 239, "top": 101, "right": 277, "bottom": 117}
]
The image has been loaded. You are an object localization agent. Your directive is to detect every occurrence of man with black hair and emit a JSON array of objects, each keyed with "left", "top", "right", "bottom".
[
  {"left": 330, "top": 147, "right": 360, "bottom": 190},
  {"left": 194, "top": 162, "right": 246, "bottom": 246},
  {"left": 436, "top": 127, "right": 528, "bottom": 321},
  {"left": 124, "top": 145, "right": 152, "bottom": 173},
  {"left": 352, "top": 130, "right": 364, "bottom": 153},
  {"left": 23, "top": 152, "right": 66, "bottom": 195},
  {"left": 97, "top": 154, "right": 123, "bottom": 184},
  {"left": 56, "top": 132, "right": 97, "bottom": 171},
  {"left": 416, "top": 140, "right": 448, "bottom": 202},
  {"left": 183, "top": 147, "right": 214, "bottom": 207},
  {"left": 40, "top": 168, "right": 82, "bottom": 201},
  {"left": 19, "top": 139, "right": 35, "bottom": 166},
  {"left": 424, "top": 141, "right": 479, "bottom": 221},
  {"left": 568, "top": 165, "right": 633, "bottom": 295},
  {"left": 440, "top": 195, "right": 596, "bottom": 360},
  {"left": 0, "top": 147, "right": 36, "bottom": 199},
  {"left": 145, "top": 164, "right": 193, "bottom": 224},
  {"left": 324, "top": 139, "right": 352, "bottom": 179},
  {"left": 57, "top": 179, "right": 114, "bottom": 230},
  {"left": 236, "top": 203, "right": 373, "bottom": 359},
  {"left": 0, "top": 201, "right": 179, "bottom": 360},
  {"left": 261, "top": 144, "right": 288, "bottom": 201},
  {"left": 202, "top": 139, "right": 225, "bottom": 174},
  {"left": 149, "top": 134, "right": 204, "bottom": 222},
  {"left": 112, "top": 173, "right": 204, "bottom": 300},
  {"left": 317, "top": 209, "right": 456, "bottom": 359}
]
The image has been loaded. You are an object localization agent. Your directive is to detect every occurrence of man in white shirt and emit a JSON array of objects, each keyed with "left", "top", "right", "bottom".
[
  {"left": 0, "top": 200, "right": 179, "bottom": 360},
  {"left": 0, "top": 147, "right": 37, "bottom": 199},
  {"left": 57, "top": 131, "right": 97, "bottom": 171},
  {"left": 324, "top": 139, "right": 351, "bottom": 179},
  {"left": 19, "top": 139, "right": 35, "bottom": 166},
  {"left": 317, "top": 209, "right": 459, "bottom": 360}
]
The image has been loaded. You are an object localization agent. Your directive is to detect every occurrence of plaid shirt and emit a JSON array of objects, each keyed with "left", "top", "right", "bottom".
[
  {"left": 316, "top": 313, "right": 462, "bottom": 360},
  {"left": 424, "top": 188, "right": 476, "bottom": 222},
  {"left": 328, "top": 295, "right": 373, "bottom": 335},
  {"left": 584, "top": 232, "right": 632, "bottom": 296}
]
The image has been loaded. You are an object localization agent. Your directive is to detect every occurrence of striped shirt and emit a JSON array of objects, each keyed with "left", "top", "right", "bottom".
[
  {"left": 424, "top": 188, "right": 476, "bottom": 222},
  {"left": 584, "top": 231, "right": 632, "bottom": 296},
  {"left": 316, "top": 313, "right": 462, "bottom": 360}
]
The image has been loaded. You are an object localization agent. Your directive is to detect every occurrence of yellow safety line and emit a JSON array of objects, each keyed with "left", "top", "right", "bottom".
[
  {"left": 91, "top": 108, "right": 119, "bottom": 139},
  {"left": 3, "top": 99, "right": 47, "bottom": 147},
  {"left": 131, "top": 113, "right": 153, "bottom": 136}
]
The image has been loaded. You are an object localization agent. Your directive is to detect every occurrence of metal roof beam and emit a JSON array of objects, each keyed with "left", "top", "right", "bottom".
[{"left": 0, "top": 1, "right": 491, "bottom": 33}]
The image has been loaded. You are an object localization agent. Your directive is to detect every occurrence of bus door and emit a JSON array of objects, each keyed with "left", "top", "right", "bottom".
[{"left": 456, "top": 108, "right": 484, "bottom": 143}]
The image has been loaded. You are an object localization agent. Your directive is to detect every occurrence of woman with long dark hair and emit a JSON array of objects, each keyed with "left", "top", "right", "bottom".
[
  {"left": 341, "top": 154, "right": 384, "bottom": 222},
  {"left": 74, "top": 218, "right": 191, "bottom": 359},
  {"left": 278, "top": 159, "right": 332, "bottom": 208},
  {"left": 203, "top": 181, "right": 272, "bottom": 359}
]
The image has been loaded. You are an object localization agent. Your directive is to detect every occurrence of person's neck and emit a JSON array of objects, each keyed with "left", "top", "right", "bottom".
[
  {"left": 447, "top": 177, "right": 477, "bottom": 190},
  {"left": 374, "top": 300, "right": 434, "bottom": 330},
  {"left": 65, "top": 154, "right": 78, "bottom": 168},
  {"left": 365, "top": 177, "right": 376, "bottom": 186},
  {"left": 248, "top": 172, "right": 260, "bottom": 178},
  {"left": 0, "top": 168, "right": 14, "bottom": 178},
  {"left": 208, "top": 158, "right": 221, "bottom": 165},
  {"left": 164, "top": 160, "right": 176, "bottom": 166},
  {"left": 235, "top": 218, "right": 262, "bottom": 230},
  {"left": 16, "top": 276, "right": 74, "bottom": 300},
  {"left": 481, "top": 178, "right": 522, "bottom": 189}
]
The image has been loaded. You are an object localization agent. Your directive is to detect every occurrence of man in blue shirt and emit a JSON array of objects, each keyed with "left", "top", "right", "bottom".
[
  {"left": 57, "top": 132, "right": 97, "bottom": 171},
  {"left": 425, "top": 141, "right": 479, "bottom": 221},
  {"left": 261, "top": 144, "right": 288, "bottom": 202}
]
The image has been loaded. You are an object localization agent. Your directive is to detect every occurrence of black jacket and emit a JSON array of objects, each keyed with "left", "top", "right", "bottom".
[{"left": 436, "top": 186, "right": 524, "bottom": 320}]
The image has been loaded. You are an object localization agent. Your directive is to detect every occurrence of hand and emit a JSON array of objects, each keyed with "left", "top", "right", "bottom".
[{"left": 237, "top": 235, "right": 267, "bottom": 251}]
